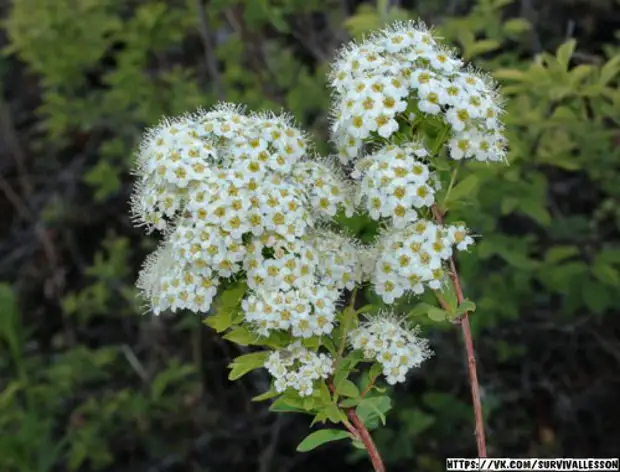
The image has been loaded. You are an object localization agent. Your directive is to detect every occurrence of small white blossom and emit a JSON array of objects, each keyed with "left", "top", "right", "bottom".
[
  {"left": 349, "top": 312, "right": 432, "bottom": 385},
  {"left": 264, "top": 342, "right": 334, "bottom": 396},
  {"left": 370, "top": 219, "right": 475, "bottom": 302},
  {"left": 327, "top": 21, "right": 506, "bottom": 163}
]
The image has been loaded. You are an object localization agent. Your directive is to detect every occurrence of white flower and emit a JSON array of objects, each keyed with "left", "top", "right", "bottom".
[
  {"left": 327, "top": 21, "right": 506, "bottom": 163},
  {"left": 349, "top": 311, "right": 432, "bottom": 385},
  {"left": 354, "top": 142, "right": 440, "bottom": 228},
  {"left": 370, "top": 220, "right": 475, "bottom": 302},
  {"left": 265, "top": 342, "right": 334, "bottom": 396}
]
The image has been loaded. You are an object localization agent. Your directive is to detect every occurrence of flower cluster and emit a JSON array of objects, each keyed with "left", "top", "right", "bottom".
[
  {"left": 265, "top": 342, "right": 334, "bottom": 396},
  {"left": 132, "top": 104, "right": 355, "bottom": 316},
  {"left": 371, "top": 219, "right": 474, "bottom": 303},
  {"left": 136, "top": 243, "right": 219, "bottom": 315},
  {"left": 328, "top": 21, "right": 506, "bottom": 164},
  {"left": 242, "top": 229, "right": 364, "bottom": 338},
  {"left": 353, "top": 142, "right": 440, "bottom": 228},
  {"left": 349, "top": 313, "right": 432, "bottom": 385},
  {"left": 291, "top": 157, "right": 355, "bottom": 219},
  {"left": 132, "top": 20, "right": 508, "bottom": 407},
  {"left": 307, "top": 228, "right": 363, "bottom": 291}
]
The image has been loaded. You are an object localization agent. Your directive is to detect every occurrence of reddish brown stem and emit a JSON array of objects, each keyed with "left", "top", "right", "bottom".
[
  {"left": 433, "top": 204, "right": 488, "bottom": 458},
  {"left": 347, "top": 409, "right": 386, "bottom": 472},
  {"left": 460, "top": 312, "right": 487, "bottom": 457},
  {"left": 328, "top": 381, "right": 386, "bottom": 471}
]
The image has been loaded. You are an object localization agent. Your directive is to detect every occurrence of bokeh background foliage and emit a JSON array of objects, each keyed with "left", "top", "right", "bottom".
[{"left": 1, "top": 0, "right": 620, "bottom": 471}]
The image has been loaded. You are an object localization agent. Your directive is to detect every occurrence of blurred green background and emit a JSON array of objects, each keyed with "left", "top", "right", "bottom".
[{"left": 1, "top": 0, "right": 620, "bottom": 471}]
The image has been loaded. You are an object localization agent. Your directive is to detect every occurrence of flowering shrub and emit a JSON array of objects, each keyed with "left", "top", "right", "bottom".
[{"left": 131, "top": 21, "right": 505, "bottom": 470}]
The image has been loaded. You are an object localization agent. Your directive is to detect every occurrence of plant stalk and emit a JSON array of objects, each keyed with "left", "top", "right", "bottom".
[
  {"left": 433, "top": 204, "right": 488, "bottom": 458},
  {"left": 329, "top": 380, "right": 386, "bottom": 472},
  {"left": 348, "top": 409, "right": 386, "bottom": 472}
]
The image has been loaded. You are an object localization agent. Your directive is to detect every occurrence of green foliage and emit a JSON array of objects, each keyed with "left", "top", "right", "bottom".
[{"left": 296, "top": 429, "right": 351, "bottom": 452}]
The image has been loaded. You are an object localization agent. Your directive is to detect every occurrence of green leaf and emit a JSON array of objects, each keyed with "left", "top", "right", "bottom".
[
  {"left": 228, "top": 351, "right": 269, "bottom": 381},
  {"left": 356, "top": 396, "right": 392, "bottom": 427},
  {"left": 519, "top": 197, "right": 552, "bottom": 227},
  {"left": 296, "top": 429, "right": 351, "bottom": 452},
  {"left": 445, "top": 174, "right": 480, "bottom": 205},
  {"left": 270, "top": 396, "right": 308, "bottom": 414},
  {"left": 302, "top": 336, "right": 321, "bottom": 350},
  {"left": 340, "top": 397, "right": 361, "bottom": 408},
  {"left": 322, "top": 403, "right": 347, "bottom": 424},
  {"left": 223, "top": 326, "right": 257, "bottom": 346},
  {"left": 252, "top": 389, "right": 279, "bottom": 402},
  {"left": 427, "top": 306, "right": 447, "bottom": 322},
  {"left": 455, "top": 299, "right": 476, "bottom": 316},
  {"left": 502, "top": 18, "right": 531, "bottom": 35},
  {"left": 409, "top": 302, "right": 449, "bottom": 321},
  {"left": 592, "top": 260, "right": 620, "bottom": 287},
  {"left": 545, "top": 246, "right": 580, "bottom": 265},
  {"left": 218, "top": 283, "right": 247, "bottom": 309},
  {"left": 599, "top": 55, "right": 620, "bottom": 86},
  {"left": 556, "top": 39, "right": 576, "bottom": 69},
  {"left": 582, "top": 278, "right": 611, "bottom": 314},
  {"left": 205, "top": 309, "right": 234, "bottom": 333},
  {"left": 336, "top": 379, "right": 360, "bottom": 398},
  {"left": 494, "top": 68, "right": 528, "bottom": 82},
  {"left": 467, "top": 39, "right": 500, "bottom": 58}
]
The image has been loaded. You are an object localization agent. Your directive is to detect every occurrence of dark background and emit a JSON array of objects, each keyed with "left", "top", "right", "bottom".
[{"left": 1, "top": 0, "right": 620, "bottom": 471}]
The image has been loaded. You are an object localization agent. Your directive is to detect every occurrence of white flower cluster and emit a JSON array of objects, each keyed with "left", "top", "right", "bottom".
[
  {"left": 291, "top": 157, "right": 355, "bottom": 219},
  {"left": 136, "top": 242, "right": 219, "bottom": 315},
  {"left": 242, "top": 230, "right": 363, "bottom": 338},
  {"left": 307, "top": 228, "right": 363, "bottom": 291},
  {"left": 371, "top": 219, "right": 474, "bottom": 303},
  {"left": 265, "top": 342, "right": 334, "bottom": 396},
  {"left": 132, "top": 104, "right": 355, "bottom": 315},
  {"left": 349, "top": 313, "right": 432, "bottom": 385},
  {"left": 328, "top": 21, "right": 506, "bottom": 164},
  {"left": 353, "top": 142, "right": 440, "bottom": 228}
]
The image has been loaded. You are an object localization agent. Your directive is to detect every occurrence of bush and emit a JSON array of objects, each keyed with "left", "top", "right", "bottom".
[{"left": 1, "top": 0, "right": 619, "bottom": 470}]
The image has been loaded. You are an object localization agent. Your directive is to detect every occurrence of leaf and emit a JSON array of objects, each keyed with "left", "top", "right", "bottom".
[
  {"left": 556, "top": 39, "right": 576, "bottom": 69},
  {"left": 270, "top": 396, "right": 307, "bottom": 414},
  {"left": 569, "top": 64, "right": 594, "bottom": 87},
  {"left": 252, "top": 389, "right": 279, "bottom": 402},
  {"left": 599, "top": 55, "right": 620, "bottom": 86},
  {"left": 427, "top": 306, "right": 447, "bottom": 322},
  {"left": 228, "top": 351, "right": 269, "bottom": 381},
  {"left": 519, "top": 197, "right": 552, "bottom": 227},
  {"left": 336, "top": 379, "right": 360, "bottom": 398},
  {"left": 467, "top": 39, "right": 500, "bottom": 58},
  {"left": 322, "top": 403, "right": 346, "bottom": 423},
  {"left": 494, "top": 69, "right": 528, "bottom": 82},
  {"left": 502, "top": 18, "right": 531, "bottom": 35},
  {"left": 296, "top": 429, "right": 351, "bottom": 452},
  {"left": 356, "top": 396, "right": 392, "bottom": 427},
  {"left": 545, "top": 246, "right": 580, "bottom": 265},
  {"left": 223, "top": 326, "right": 257, "bottom": 346},
  {"left": 445, "top": 174, "right": 479, "bottom": 205},
  {"left": 408, "top": 302, "right": 437, "bottom": 318},
  {"left": 218, "top": 283, "right": 247, "bottom": 309},
  {"left": 592, "top": 260, "right": 620, "bottom": 287},
  {"left": 582, "top": 278, "right": 611, "bottom": 315},
  {"left": 340, "top": 397, "right": 361, "bottom": 408},
  {"left": 205, "top": 308, "right": 234, "bottom": 333},
  {"left": 151, "top": 363, "right": 196, "bottom": 401},
  {"left": 455, "top": 299, "right": 476, "bottom": 316}
]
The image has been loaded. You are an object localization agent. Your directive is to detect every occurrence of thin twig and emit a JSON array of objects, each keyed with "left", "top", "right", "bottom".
[
  {"left": 433, "top": 204, "right": 488, "bottom": 458},
  {"left": 327, "top": 381, "right": 385, "bottom": 472}
]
